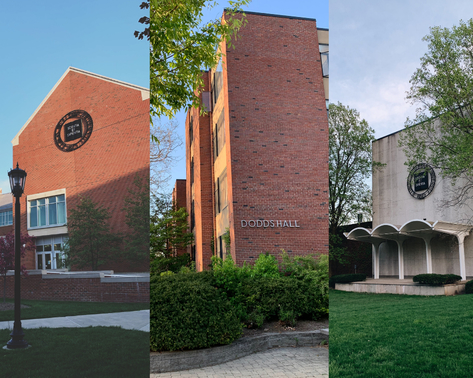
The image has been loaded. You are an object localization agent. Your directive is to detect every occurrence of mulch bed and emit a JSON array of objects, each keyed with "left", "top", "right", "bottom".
[{"left": 241, "top": 318, "right": 329, "bottom": 348}]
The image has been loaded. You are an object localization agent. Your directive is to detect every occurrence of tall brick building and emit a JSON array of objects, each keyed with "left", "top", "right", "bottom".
[
  {"left": 179, "top": 11, "right": 329, "bottom": 271},
  {"left": 11, "top": 67, "right": 149, "bottom": 272}
]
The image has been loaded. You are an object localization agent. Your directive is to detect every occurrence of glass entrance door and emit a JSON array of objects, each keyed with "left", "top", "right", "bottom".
[{"left": 35, "top": 235, "right": 66, "bottom": 270}]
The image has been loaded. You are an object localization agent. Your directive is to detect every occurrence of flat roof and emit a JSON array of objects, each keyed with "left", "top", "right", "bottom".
[{"left": 228, "top": 9, "right": 320, "bottom": 23}]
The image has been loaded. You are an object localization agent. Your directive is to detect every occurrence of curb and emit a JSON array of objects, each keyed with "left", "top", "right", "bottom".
[{"left": 150, "top": 329, "right": 329, "bottom": 374}]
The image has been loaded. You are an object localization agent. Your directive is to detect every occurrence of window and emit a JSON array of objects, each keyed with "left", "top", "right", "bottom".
[
  {"left": 319, "top": 44, "right": 329, "bottom": 77},
  {"left": 214, "top": 170, "right": 228, "bottom": 215},
  {"left": 29, "top": 194, "right": 66, "bottom": 229},
  {"left": 212, "top": 58, "right": 223, "bottom": 107},
  {"left": 36, "top": 235, "right": 67, "bottom": 270},
  {"left": 0, "top": 209, "right": 13, "bottom": 227},
  {"left": 189, "top": 116, "right": 193, "bottom": 145},
  {"left": 213, "top": 110, "right": 225, "bottom": 161}
]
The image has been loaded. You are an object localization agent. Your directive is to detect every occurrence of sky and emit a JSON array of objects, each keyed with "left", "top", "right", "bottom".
[
  {"left": 0, "top": 1, "right": 149, "bottom": 194},
  {"left": 330, "top": 0, "right": 473, "bottom": 139},
  {"left": 166, "top": 0, "right": 329, "bottom": 194}
]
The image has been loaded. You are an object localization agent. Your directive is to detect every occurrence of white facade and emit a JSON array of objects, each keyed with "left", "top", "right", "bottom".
[{"left": 347, "top": 123, "right": 473, "bottom": 280}]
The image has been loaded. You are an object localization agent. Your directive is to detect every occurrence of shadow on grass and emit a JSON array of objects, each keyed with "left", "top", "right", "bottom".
[{"left": 1, "top": 326, "right": 149, "bottom": 377}]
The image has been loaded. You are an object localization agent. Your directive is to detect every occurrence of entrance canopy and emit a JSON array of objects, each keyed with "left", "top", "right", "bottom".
[{"left": 345, "top": 219, "right": 473, "bottom": 280}]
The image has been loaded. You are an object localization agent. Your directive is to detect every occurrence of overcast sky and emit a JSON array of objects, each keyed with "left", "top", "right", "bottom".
[
  {"left": 330, "top": 0, "right": 473, "bottom": 139},
  {"left": 0, "top": 1, "right": 148, "bottom": 194},
  {"left": 166, "top": 0, "right": 329, "bottom": 195}
]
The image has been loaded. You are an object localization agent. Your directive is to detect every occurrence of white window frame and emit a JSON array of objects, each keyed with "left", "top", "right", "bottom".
[
  {"left": 27, "top": 189, "right": 67, "bottom": 231},
  {"left": 0, "top": 209, "right": 13, "bottom": 227}
]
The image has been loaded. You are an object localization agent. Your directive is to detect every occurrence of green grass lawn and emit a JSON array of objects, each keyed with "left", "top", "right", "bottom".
[
  {"left": 0, "top": 327, "right": 149, "bottom": 377},
  {"left": 330, "top": 290, "right": 473, "bottom": 378},
  {"left": 0, "top": 299, "right": 149, "bottom": 322}
]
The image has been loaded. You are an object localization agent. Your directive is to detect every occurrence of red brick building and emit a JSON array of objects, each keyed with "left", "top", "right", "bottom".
[
  {"left": 179, "top": 11, "right": 329, "bottom": 271},
  {"left": 11, "top": 67, "right": 149, "bottom": 272}
]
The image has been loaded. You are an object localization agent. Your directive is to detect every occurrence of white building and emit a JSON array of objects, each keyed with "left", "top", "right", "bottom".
[{"left": 346, "top": 120, "right": 473, "bottom": 281}]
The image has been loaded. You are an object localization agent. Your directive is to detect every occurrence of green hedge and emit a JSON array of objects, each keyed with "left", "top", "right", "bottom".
[
  {"left": 413, "top": 273, "right": 462, "bottom": 286},
  {"left": 465, "top": 280, "right": 473, "bottom": 294},
  {"left": 150, "top": 273, "right": 242, "bottom": 352},
  {"left": 329, "top": 273, "right": 367, "bottom": 288}
]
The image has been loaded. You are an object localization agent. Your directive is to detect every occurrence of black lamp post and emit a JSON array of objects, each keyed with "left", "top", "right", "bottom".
[{"left": 5, "top": 163, "right": 28, "bottom": 349}]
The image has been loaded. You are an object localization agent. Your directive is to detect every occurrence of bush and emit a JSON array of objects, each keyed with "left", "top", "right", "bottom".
[
  {"left": 329, "top": 273, "right": 367, "bottom": 288},
  {"left": 150, "top": 253, "right": 191, "bottom": 275},
  {"left": 413, "top": 273, "right": 462, "bottom": 286},
  {"left": 233, "top": 275, "right": 328, "bottom": 326},
  {"left": 465, "top": 280, "right": 473, "bottom": 294},
  {"left": 150, "top": 273, "right": 242, "bottom": 351},
  {"left": 252, "top": 253, "right": 280, "bottom": 278}
]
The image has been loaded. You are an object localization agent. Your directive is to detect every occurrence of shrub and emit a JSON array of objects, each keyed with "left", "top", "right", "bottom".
[
  {"left": 150, "top": 273, "right": 242, "bottom": 351},
  {"left": 252, "top": 253, "right": 280, "bottom": 278},
  {"left": 465, "top": 280, "right": 473, "bottom": 294},
  {"left": 150, "top": 253, "right": 191, "bottom": 275},
  {"left": 413, "top": 273, "right": 462, "bottom": 286},
  {"left": 329, "top": 273, "right": 367, "bottom": 288}
]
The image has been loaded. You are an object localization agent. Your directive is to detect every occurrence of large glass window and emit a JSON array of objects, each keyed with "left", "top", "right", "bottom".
[
  {"left": 29, "top": 195, "right": 66, "bottom": 229},
  {"left": 0, "top": 210, "right": 13, "bottom": 227}
]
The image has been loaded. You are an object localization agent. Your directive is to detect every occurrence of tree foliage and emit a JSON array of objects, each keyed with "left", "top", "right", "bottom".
[
  {"left": 329, "top": 102, "right": 380, "bottom": 234},
  {"left": 399, "top": 19, "right": 473, "bottom": 207},
  {"left": 150, "top": 194, "right": 194, "bottom": 274},
  {"left": 122, "top": 175, "right": 150, "bottom": 268},
  {"left": 148, "top": 0, "right": 250, "bottom": 118},
  {"left": 63, "top": 197, "right": 121, "bottom": 271},
  {"left": 0, "top": 231, "right": 34, "bottom": 302}
]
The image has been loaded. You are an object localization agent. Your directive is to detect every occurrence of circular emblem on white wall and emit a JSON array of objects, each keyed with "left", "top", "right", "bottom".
[
  {"left": 54, "top": 110, "right": 93, "bottom": 152},
  {"left": 407, "top": 163, "right": 436, "bottom": 200}
]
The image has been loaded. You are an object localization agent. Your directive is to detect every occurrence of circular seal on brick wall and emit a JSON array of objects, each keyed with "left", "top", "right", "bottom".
[
  {"left": 54, "top": 110, "right": 93, "bottom": 152},
  {"left": 407, "top": 163, "right": 436, "bottom": 200}
]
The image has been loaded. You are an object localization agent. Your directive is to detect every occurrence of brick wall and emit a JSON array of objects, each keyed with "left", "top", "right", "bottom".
[
  {"left": 223, "top": 13, "right": 329, "bottom": 264},
  {"left": 12, "top": 69, "right": 149, "bottom": 272},
  {"left": 0, "top": 272, "right": 149, "bottom": 303}
]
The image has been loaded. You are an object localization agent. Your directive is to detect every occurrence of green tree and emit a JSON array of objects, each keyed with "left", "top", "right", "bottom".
[
  {"left": 122, "top": 175, "right": 150, "bottom": 268},
  {"left": 329, "top": 102, "right": 382, "bottom": 269},
  {"left": 147, "top": 0, "right": 250, "bottom": 118},
  {"left": 399, "top": 19, "right": 473, "bottom": 207},
  {"left": 150, "top": 194, "right": 194, "bottom": 274},
  {"left": 63, "top": 197, "right": 121, "bottom": 271}
]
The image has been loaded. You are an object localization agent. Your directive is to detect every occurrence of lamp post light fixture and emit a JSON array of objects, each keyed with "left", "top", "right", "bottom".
[{"left": 5, "top": 163, "right": 28, "bottom": 349}]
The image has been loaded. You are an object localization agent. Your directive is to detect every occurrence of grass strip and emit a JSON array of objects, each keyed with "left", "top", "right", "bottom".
[
  {"left": 0, "top": 299, "right": 148, "bottom": 322},
  {"left": 0, "top": 327, "right": 149, "bottom": 377},
  {"left": 329, "top": 289, "right": 473, "bottom": 378}
]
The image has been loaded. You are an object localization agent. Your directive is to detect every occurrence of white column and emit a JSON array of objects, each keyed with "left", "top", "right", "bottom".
[
  {"left": 423, "top": 236, "right": 433, "bottom": 274},
  {"left": 372, "top": 241, "right": 382, "bottom": 279},
  {"left": 397, "top": 239, "right": 405, "bottom": 280},
  {"left": 457, "top": 232, "right": 469, "bottom": 281}
]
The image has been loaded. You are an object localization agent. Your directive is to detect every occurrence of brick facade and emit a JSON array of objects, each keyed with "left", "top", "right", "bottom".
[
  {"left": 12, "top": 67, "right": 150, "bottom": 272},
  {"left": 183, "top": 12, "right": 329, "bottom": 270}
]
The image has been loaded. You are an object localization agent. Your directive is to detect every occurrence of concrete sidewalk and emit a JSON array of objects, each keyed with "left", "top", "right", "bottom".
[{"left": 0, "top": 310, "right": 149, "bottom": 332}]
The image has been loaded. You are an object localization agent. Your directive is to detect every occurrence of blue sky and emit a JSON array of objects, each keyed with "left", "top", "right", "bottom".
[
  {"left": 166, "top": 0, "right": 329, "bottom": 194},
  {"left": 330, "top": 0, "right": 473, "bottom": 139},
  {"left": 0, "top": 0, "right": 148, "bottom": 193}
]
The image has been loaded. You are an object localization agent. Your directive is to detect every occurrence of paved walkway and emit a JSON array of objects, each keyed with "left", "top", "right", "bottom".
[
  {"left": 151, "top": 347, "right": 328, "bottom": 378},
  {"left": 0, "top": 310, "right": 149, "bottom": 332}
]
